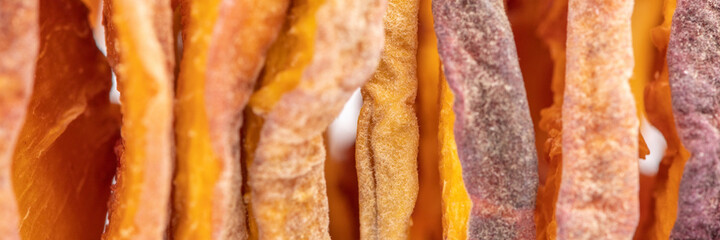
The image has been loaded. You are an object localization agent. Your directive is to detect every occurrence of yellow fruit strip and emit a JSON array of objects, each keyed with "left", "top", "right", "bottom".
[
  {"left": 102, "top": 0, "right": 174, "bottom": 239},
  {"left": 174, "top": 0, "right": 289, "bottom": 239},
  {"left": 355, "top": 0, "right": 419, "bottom": 238},
  {"left": 438, "top": 66, "right": 471, "bottom": 240},
  {"left": 173, "top": 0, "right": 222, "bottom": 239}
]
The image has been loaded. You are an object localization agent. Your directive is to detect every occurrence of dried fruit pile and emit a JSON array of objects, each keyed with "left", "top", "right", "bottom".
[{"left": 0, "top": 0, "right": 717, "bottom": 239}]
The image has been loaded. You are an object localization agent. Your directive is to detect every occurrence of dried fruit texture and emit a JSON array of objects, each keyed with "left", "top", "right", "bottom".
[
  {"left": 102, "top": 0, "right": 175, "bottom": 239},
  {"left": 534, "top": 1, "right": 567, "bottom": 239},
  {"left": 0, "top": 0, "right": 38, "bottom": 239},
  {"left": 409, "top": 0, "right": 442, "bottom": 237},
  {"left": 557, "top": 0, "right": 639, "bottom": 239},
  {"left": 635, "top": 1, "right": 691, "bottom": 239},
  {"left": 434, "top": 0, "right": 538, "bottom": 238},
  {"left": 172, "top": 0, "right": 288, "bottom": 239},
  {"left": 438, "top": 66, "right": 471, "bottom": 240},
  {"left": 10, "top": 0, "right": 119, "bottom": 239},
  {"left": 247, "top": 0, "right": 386, "bottom": 238},
  {"left": 667, "top": 0, "right": 720, "bottom": 238},
  {"left": 355, "top": 0, "right": 419, "bottom": 239}
]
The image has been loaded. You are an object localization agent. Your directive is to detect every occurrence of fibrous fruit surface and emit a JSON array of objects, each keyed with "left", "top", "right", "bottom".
[
  {"left": 433, "top": 0, "right": 539, "bottom": 239},
  {"left": 246, "top": 0, "right": 386, "bottom": 238},
  {"left": 667, "top": 0, "right": 720, "bottom": 238},
  {"left": 102, "top": 0, "right": 175, "bottom": 239},
  {"left": 0, "top": 0, "right": 38, "bottom": 238},
  {"left": 557, "top": 0, "right": 639, "bottom": 239},
  {"left": 173, "top": 0, "right": 288, "bottom": 239},
  {"left": 11, "top": 0, "right": 119, "bottom": 239},
  {"left": 355, "top": 0, "right": 419, "bottom": 239}
]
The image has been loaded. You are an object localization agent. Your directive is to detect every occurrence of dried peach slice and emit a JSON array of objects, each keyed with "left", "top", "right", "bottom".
[
  {"left": 246, "top": 0, "right": 386, "bottom": 238},
  {"left": 355, "top": 0, "right": 419, "bottom": 239},
  {"left": 667, "top": 0, "right": 720, "bottom": 237},
  {"left": 0, "top": 0, "right": 38, "bottom": 238},
  {"left": 102, "top": 0, "right": 175, "bottom": 239},
  {"left": 557, "top": 0, "right": 639, "bottom": 238},
  {"left": 433, "top": 0, "right": 539, "bottom": 238},
  {"left": 11, "top": 0, "right": 119, "bottom": 239},
  {"left": 172, "top": 0, "right": 288, "bottom": 239}
]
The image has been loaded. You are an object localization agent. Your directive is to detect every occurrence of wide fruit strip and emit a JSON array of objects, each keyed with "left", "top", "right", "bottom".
[
  {"left": 433, "top": 0, "right": 539, "bottom": 238},
  {"left": 668, "top": 0, "right": 720, "bottom": 238},
  {"left": 557, "top": 0, "right": 639, "bottom": 239},
  {"left": 172, "top": 0, "right": 288, "bottom": 239},
  {"left": 246, "top": 0, "right": 386, "bottom": 238}
]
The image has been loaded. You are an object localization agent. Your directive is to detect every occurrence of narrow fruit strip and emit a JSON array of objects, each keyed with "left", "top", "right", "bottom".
[
  {"left": 102, "top": 0, "right": 175, "bottom": 239},
  {"left": 557, "top": 0, "right": 639, "bottom": 238},
  {"left": 433, "top": 0, "right": 539, "bottom": 238},
  {"left": 638, "top": 0, "right": 689, "bottom": 239},
  {"left": 11, "top": 1, "right": 119, "bottom": 239},
  {"left": 534, "top": 1, "right": 568, "bottom": 239},
  {"left": 0, "top": 0, "right": 38, "bottom": 238},
  {"left": 173, "top": 0, "right": 288, "bottom": 239},
  {"left": 667, "top": 0, "right": 720, "bottom": 238},
  {"left": 355, "top": 0, "right": 419, "bottom": 239},
  {"left": 438, "top": 66, "right": 471, "bottom": 240},
  {"left": 247, "top": 0, "right": 386, "bottom": 238}
]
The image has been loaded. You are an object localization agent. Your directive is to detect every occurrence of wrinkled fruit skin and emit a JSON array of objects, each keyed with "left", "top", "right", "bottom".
[
  {"left": 433, "top": 0, "right": 539, "bottom": 239},
  {"left": 557, "top": 0, "right": 639, "bottom": 239},
  {"left": 668, "top": 0, "right": 720, "bottom": 238},
  {"left": 355, "top": 0, "right": 419, "bottom": 239},
  {"left": 248, "top": 0, "right": 386, "bottom": 239},
  {"left": 0, "top": 0, "right": 38, "bottom": 239}
]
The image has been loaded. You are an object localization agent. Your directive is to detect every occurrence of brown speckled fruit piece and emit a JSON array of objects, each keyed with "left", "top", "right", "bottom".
[
  {"left": 557, "top": 0, "right": 639, "bottom": 239},
  {"left": 667, "top": 0, "right": 720, "bottom": 238},
  {"left": 433, "top": 0, "right": 539, "bottom": 239}
]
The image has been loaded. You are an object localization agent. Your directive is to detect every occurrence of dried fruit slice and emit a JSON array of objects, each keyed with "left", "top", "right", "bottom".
[
  {"left": 246, "top": 0, "right": 386, "bottom": 238},
  {"left": 11, "top": 0, "right": 119, "bottom": 239},
  {"left": 433, "top": 0, "right": 539, "bottom": 238},
  {"left": 667, "top": 0, "right": 720, "bottom": 238},
  {"left": 102, "top": 0, "right": 175, "bottom": 239},
  {"left": 438, "top": 66, "right": 471, "bottom": 240},
  {"left": 355, "top": 0, "right": 419, "bottom": 239},
  {"left": 0, "top": 0, "right": 38, "bottom": 238},
  {"left": 557, "top": 0, "right": 639, "bottom": 238},
  {"left": 172, "top": 0, "right": 288, "bottom": 239}
]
